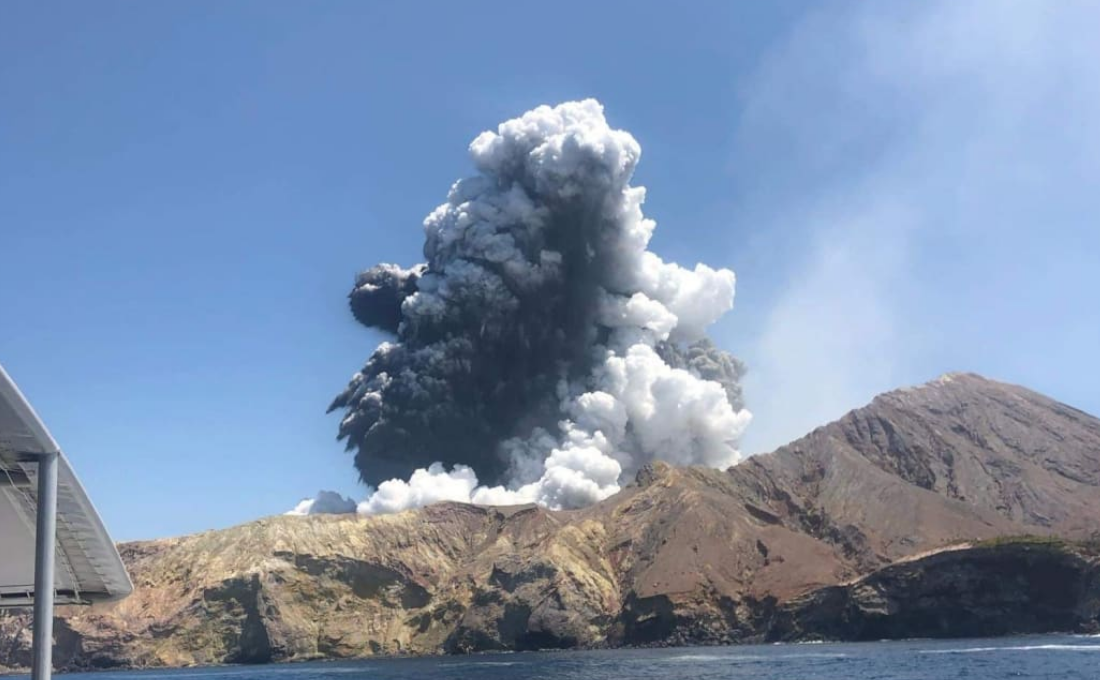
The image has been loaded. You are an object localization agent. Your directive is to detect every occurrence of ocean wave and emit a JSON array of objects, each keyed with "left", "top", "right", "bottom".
[
  {"left": 923, "top": 644, "right": 1100, "bottom": 654},
  {"left": 663, "top": 654, "right": 761, "bottom": 662}
]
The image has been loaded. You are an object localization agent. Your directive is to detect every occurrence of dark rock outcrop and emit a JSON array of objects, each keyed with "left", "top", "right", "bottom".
[{"left": 769, "top": 538, "right": 1100, "bottom": 641}]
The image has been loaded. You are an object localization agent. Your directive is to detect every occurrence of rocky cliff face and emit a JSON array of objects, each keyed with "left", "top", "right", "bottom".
[
  {"left": 769, "top": 538, "right": 1100, "bottom": 641},
  {"left": 1, "top": 373, "right": 1098, "bottom": 671}
]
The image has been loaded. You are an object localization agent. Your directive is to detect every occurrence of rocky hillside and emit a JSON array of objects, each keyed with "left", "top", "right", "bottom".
[
  {"left": 746, "top": 373, "right": 1100, "bottom": 538},
  {"left": 2, "top": 373, "right": 1098, "bottom": 671}
]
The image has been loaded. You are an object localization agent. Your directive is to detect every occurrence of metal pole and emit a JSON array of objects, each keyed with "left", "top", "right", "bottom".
[{"left": 31, "top": 451, "right": 58, "bottom": 680}]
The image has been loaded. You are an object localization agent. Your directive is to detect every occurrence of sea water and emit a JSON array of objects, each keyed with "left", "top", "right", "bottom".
[{"left": 8, "top": 634, "right": 1100, "bottom": 680}]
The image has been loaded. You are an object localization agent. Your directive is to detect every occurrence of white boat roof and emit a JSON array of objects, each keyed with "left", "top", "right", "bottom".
[{"left": 0, "top": 364, "right": 133, "bottom": 607}]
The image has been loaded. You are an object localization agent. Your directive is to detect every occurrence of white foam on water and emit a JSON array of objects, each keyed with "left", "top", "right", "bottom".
[
  {"left": 923, "top": 644, "right": 1100, "bottom": 654},
  {"left": 664, "top": 654, "right": 750, "bottom": 662},
  {"left": 663, "top": 652, "right": 848, "bottom": 663},
  {"left": 99, "top": 669, "right": 368, "bottom": 679}
]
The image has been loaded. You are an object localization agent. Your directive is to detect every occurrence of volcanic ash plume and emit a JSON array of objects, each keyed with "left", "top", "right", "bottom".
[{"left": 328, "top": 99, "right": 751, "bottom": 515}]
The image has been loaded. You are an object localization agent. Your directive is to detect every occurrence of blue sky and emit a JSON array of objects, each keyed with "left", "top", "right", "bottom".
[{"left": 2, "top": 1, "right": 1097, "bottom": 540}]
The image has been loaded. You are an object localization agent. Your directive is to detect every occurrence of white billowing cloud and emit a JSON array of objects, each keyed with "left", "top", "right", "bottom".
[
  {"left": 286, "top": 499, "right": 314, "bottom": 516},
  {"left": 473, "top": 443, "right": 624, "bottom": 511},
  {"left": 594, "top": 344, "right": 750, "bottom": 470},
  {"left": 638, "top": 256, "right": 737, "bottom": 343},
  {"left": 595, "top": 290, "right": 679, "bottom": 341},
  {"left": 356, "top": 463, "right": 480, "bottom": 515},
  {"left": 351, "top": 445, "right": 623, "bottom": 516}
]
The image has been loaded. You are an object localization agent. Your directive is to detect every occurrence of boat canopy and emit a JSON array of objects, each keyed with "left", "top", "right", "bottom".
[{"left": 0, "top": 365, "right": 132, "bottom": 608}]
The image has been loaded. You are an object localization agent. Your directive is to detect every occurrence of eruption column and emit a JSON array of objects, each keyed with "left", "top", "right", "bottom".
[{"left": 328, "top": 99, "right": 751, "bottom": 514}]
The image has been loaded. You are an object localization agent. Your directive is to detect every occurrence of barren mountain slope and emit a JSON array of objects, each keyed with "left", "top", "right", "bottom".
[{"left": 743, "top": 373, "right": 1100, "bottom": 549}]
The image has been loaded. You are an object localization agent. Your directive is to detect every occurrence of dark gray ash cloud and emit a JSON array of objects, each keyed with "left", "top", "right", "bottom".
[{"left": 325, "top": 100, "right": 751, "bottom": 514}]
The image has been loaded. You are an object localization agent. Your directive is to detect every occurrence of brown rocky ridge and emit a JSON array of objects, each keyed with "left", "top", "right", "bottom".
[{"left": 1, "top": 372, "right": 1098, "bottom": 672}]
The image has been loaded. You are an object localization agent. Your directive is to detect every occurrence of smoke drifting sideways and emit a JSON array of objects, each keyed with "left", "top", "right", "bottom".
[
  {"left": 286, "top": 490, "right": 358, "bottom": 516},
  {"left": 324, "top": 99, "right": 751, "bottom": 516}
]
